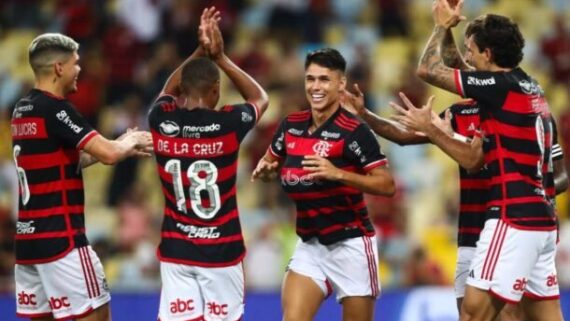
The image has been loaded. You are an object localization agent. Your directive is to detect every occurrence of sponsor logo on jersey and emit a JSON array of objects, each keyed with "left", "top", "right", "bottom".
[
  {"left": 349, "top": 141, "right": 363, "bottom": 157},
  {"left": 170, "top": 299, "right": 195, "bottom": 314},
  {"left": 16, "top": 221, "right": 35, "bottom": 234},
  {"left": 288, "top": 128, "right": 304, "bottom": 135},
  {"left": 321, "top": 130, "right": 340, "bottom": 139},
  {"left": 467, "top": 76, "right": 496, "bottom": 86},
  {"left": 519, "top": 79, "right": 539, "bottom": 95},
  {"left": 281, "top": 170, "right": 319, "bottom": 186},
  {"left": 207, "top": 301, "right": 228, "bottom": 316},
  {"left": 159, "top": 121, "right": 180, "bottom": 137},
  {"left": 56, "top": 110, "right": 83, "bottom": 133},
  {"left": 275, "top": 133, "right": 285, "bottom": 151},
  {"left": 182, "top": 123, "right": 221, "bottom": 135},
  {"left": 459, "top": 108, "right": 479, "bottom": 115},
  {"left": 176, "top": 223, "right": 220, "bottom": 239},
  {"left": 313, "top": 140, "right": 331, "bottom": 157},
  {"left": 241, "top": 112, "right": 253, "bottom": 123}
]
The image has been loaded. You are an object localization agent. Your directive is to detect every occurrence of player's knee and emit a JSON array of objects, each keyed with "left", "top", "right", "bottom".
[
  {"left": 499, "top": 304, "right": 525, "bottom": 321},
  {"left": 282, "top": 310, "right": 312, "bottom": 321}
]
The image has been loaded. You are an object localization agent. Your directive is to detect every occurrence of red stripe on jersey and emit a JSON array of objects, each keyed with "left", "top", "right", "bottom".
[
  {"left": 161, "top": 231, "right": 243, "bottom": 245},
  {"left": 11, "top": 117, "right": 48, "bottom": 139},
  {"left": 489, "top": 173, "right": 542, "bottom": 189},
  {"left": 158, "top": 160, "right": 237, "bottom": 186},
  {"left": 269, "top": 146, "right": 283, "bottom": 159},
  {"left": 165, "top": 207, "right": 238, "bottom": 227},
  {"left": 486, "top": 149, "right": 542, "bottom": 167},
  {"left": 458, "top": 227, "right": 483, "bottom": 234},
  {"left": 484, "top": 122, "right": 541, "bottom": 141},
  {"left": 363, "top": 159, "right": 388, "bottom": 172},
  {"left": 460, "top": 204, "right": 487, "bottom": 212},
  {"left": 151, "top": 130, "right": 238, "bottom": 158},
  {"left": 503, "top": 92, "right": 550, "bottom": 115},
  {"left": 297, "top": 222, "right": 361, "bottom": 235},
  {"left": 488, "top": 196, "right": 549, "bottom": 206},
  {"left": 460, "top": 179, "right": 487, "bottom": 189},
  {"left": 284, "top": 133, "right": 345, "bottom": 157},
  {"left": 288, "top": 186, "right": 361, "bottom": 200},
  {"left": 19, "top": 205, "right": 84, "bottom": 218},
  {"left": 15, "top": 228, "right": 84, "bottom": 240},
  {"left": 28, "top": 179, "right": 83, "bottom": 194},
  {"left": 77, "top": 131, "right": 98, "bottom": 149},
  {"left": 334, "top": 117, "right": 358, "bottom": 131},
  {"left": 297, "top": 200, "right": 366, "bottom": 217},
  {"left": 454, "top": 69, "right": 465, "bottom": 97},
  {"left": 509, "top": 217, "right": 558, "bottom": 222},
  {"left": 287, "top": 111, "right": 311, "bottom": 122},
  {"left": 18, "top": 149, "right": 79, "bottom": 170}
]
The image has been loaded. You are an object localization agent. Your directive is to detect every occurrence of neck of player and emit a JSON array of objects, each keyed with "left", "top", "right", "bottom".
[
  {"left": 310, "top": 101, "right": 340, "bottom": 131},
  {"left": 34, "top": 78, "right": 67, "bottom": 98}
]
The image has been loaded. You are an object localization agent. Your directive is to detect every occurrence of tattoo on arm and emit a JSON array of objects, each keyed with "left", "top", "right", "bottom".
[
  {"left": 442, "top": 29, "right": 468, "bottom": 69},
  {"left": 418, "top": 26, "right": 461, "bottom": 94}
]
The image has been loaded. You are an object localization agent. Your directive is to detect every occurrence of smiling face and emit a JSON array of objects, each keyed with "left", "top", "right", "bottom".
[
  {"left": 305, "top": 63, "right": 346, "bottom": 112},
  {"left": 58, "top": 51, "right": 81, "bottom": 94}
]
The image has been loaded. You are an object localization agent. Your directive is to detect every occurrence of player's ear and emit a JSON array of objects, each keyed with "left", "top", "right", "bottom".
[
  {"left": 483, "top": 48, "right": 493, "bottom": 64},
  {"left": 54, "top": 61, "right": 64, "bottom": 77},
  {"left": 339, "top": 75, "right": 347, "bottom": 92}
]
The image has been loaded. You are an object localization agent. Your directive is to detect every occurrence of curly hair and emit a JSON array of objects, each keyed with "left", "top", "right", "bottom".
[{"left": 465, "top": 14, "right": 525, "bottom": 68}]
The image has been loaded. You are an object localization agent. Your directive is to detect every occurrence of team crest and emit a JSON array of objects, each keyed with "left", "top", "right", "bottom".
[{"left": 313, "top": 140, "right": 331, "bottom": 157}]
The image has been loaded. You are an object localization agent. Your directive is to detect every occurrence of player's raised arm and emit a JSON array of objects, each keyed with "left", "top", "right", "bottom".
[
  {"left": 201, "top": 8, "right": 269, "bottom": 119},
  {"left": 416, "top": 0, "right": 466, "bottom": 93}
]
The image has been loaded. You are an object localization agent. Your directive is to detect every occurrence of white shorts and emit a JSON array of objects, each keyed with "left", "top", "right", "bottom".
[
  {"left": 455, "top": 246, "right": 476, "bottom": 299},
  {"left": 467, "top": 219, "right": 559, "bottom": 303},
  {"left": 15, "top": 246, "right": 110, "bottom": 320},
  {"left": 159, "top": 261, "right": 244, "bottom": 321},
  {"left": 287, "top": 236, "right": 380, "bottom": 302}
]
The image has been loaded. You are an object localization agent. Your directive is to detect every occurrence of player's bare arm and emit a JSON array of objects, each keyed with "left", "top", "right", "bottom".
[
  {"left": 202, "top": 10, "right": 269, "bottom": 117},
  {"left": 342, "top": 84, "right": 429, "bottom": 145},
  {"left": 391, "top": 93, "right": 484, "bottom": 171},
  {"left": 302, "top": 155, "right": 395, "bottom": 196},
  {"left": 554, "top": 158, "right": 569, "bottom": 194},
  {"left": 417, "top": 0, "right": 466, "bottom": 93},
  {"left": 442, "top": 29, "right": 472, "bottom": 71},
  {"left": 82, "top": 130, "right": 153, "bottom": 165}
]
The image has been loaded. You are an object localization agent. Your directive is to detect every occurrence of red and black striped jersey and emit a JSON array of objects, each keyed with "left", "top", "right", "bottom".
[
  {"left": 148, "top": 95, "right": 259, "bottom": 267},
  {"left": 546, "top": 118, "right": 562, "bottom": 202},
  {"left": 269, "top": 108, "right": 388, "bottom": 245},
  {"left": 11, "top": 89, "right": 98, "bottom": 264},
  {"left": 455, "top": 68, "right": 556, "bottom": 230},
  {"left": 443, "top": 100, "right": 488, "bottom": 247}
]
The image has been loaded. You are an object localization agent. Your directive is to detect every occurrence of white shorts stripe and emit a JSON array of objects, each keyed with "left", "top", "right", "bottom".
[
  {"left": 363, "top": 237, "right": 378, "bottom": 296},
  {"left": 85, "top": 248, "right": 101, "bottom": 297},
  {"left": 78, "top": 248, "right": 93, "bottom": 298},
  {"left": 488, "top": 221, "right": 508, "bottom": 280},
  {"left": 482, "top": 219, "right": 504, "bottom": 280}
]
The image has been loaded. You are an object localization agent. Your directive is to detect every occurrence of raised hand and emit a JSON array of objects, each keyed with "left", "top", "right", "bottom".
[
  {"left": 341, "top": 84, "right": 366, "bottom": 116},
  {"left": 390, "top": 92, "right": 436, "bottom": 134},
  {"left": 199, "top": 7, "right": 223, "bottom": 60},
  {"left": 431, "top": 108, "right": 454, "bottom": 136},
  {"left": 251, "top": 157, "right": 280, "bottom": 182},
  {"left": 433, "top": 0, "right": 466, "bottom": 29}
]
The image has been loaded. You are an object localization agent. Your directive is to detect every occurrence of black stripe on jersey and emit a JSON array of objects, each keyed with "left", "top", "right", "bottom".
[
  {"left": 16, "top": 238, "right": 70, "bottom": 262},
  {"left": 161, "top": 215, "right": 242, "bottom": 235},
  {"left": 22, "top": 192, "right": 62, "bottom": 210},
  {"left": 66, "top": 190, "right": 85, "bottom": 205},
  {"left": 498, "top": 136, "right": 543, "bottom": 156},
  {"left": 158, "top": 238, "right": 245, "bottom": 266},
  {"left": 26, "top": 167, "right": 61, "bottom": 184}
]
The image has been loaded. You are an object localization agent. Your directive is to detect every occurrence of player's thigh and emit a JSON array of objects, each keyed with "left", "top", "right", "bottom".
[
  {"left": 196, "top": 262, "right": 245, "bottom": 321},
  {"left": 498, "top": 303, "right": 525, "bottom": 321},
  {"left": 15, "top": 264, "right": 51, "bottom": 319},
  {"left": 321, "top": 236, "right": 380, "bottom": 302},
  {"left": 282, "top": 270, "right": 325, "bottom": 321},
  {"left": 455, "top": 246, "right": 476, "bottom": 312},
  {"left": 341, "top": 296, "right": 375, "bottom": 321},
  {"left": 461, "top": 285, "right": 504, "bottom": 321},
  {"left": 38, "top": 247, "right": 110, "bottom": 321},
  {"left": 520, "top": 297, "right": 564, "bottom": 321},
  {"left": 159, "top": 262, "right": 203, "bottom": 321},
  {"left": 75, "top": 303, "right": 110, "bottom": 321}
]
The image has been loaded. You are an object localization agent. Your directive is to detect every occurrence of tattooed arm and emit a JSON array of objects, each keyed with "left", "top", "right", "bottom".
[
  {"left": 442, "top": 29, "right": 472, "bottom": 70},
  {"left": 417, "top": 0, "right": 466, "bottom": 94}
]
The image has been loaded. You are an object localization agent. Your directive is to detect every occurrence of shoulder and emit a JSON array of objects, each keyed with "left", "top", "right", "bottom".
[{"left": 335, "top": 108, "right": 363, "bottom": 132}]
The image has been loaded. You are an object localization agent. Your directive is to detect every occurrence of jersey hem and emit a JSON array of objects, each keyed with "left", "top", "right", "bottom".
[{"left": 157, "top": 251, "right": 246, "bottom": 268}]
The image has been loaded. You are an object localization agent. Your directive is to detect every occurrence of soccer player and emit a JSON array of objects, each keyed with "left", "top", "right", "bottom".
[
  {"left": 411, "top": 1, "right": 566, "bottom": 320},
  {"left": 11, "top": 33, "right": 152, "bottom": 321},
  {"left": 252, "top": 48, "right": 395, "bottom": 321},
  {"left": 147, "top": 8, "right": 269, "bottom": 321}
]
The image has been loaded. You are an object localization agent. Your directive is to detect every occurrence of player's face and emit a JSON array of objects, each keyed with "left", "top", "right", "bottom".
[
  {"left": 464, "top": 36, "right": 488, "bottom": 71},
  {"left": 305, "top": 63, "right": 346, "bottom": 112},
  {"left": 60, "top": 51, "right": 81, "bottom": 94}
]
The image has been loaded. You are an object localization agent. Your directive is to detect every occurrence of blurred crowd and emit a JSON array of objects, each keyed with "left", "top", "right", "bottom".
[{"left": 0, "top": 0, "right": 569, "bottom": 294}]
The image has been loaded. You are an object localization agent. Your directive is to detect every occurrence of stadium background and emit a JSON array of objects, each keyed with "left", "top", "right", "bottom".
[{"left": 0, "top": 0, "right": 568, "bottom": 319}]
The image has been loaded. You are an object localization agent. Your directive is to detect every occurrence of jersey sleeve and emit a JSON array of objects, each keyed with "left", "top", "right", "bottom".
[
  {"left": 147, "top": 95, "right": 176, "bottom": 129},
  {"left": 454, "top": 70, "right": 510, "bottom": 110},
  {"left": 551, "top": 117, "right": 563, "bottom": 161},
  {"left": 47, "top": 101, "right": 98, "bottom": 149},
  {"left": 223, "top": 103, "right": 258, "bottom": 142},
  {"left": 268, "top": 118, "right": 287, "bottom": 159},
  {"left": 344, "top": 124, "right": 388, "bottom": 172}
]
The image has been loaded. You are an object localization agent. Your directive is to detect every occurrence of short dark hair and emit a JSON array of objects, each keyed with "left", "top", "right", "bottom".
[
  {"left": 305, "top": 48, "right": 346, "bottom": 73},
  {"left": 465, "top": 14, "right": 525, "bottom": 68},
  {"left": 28, "top": 33, "right": 79, "bottom": 75},
  {"left": 180, "top": 57, "right": 220, "bottom": 95}
]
